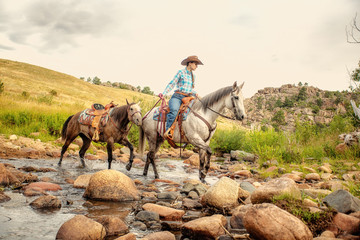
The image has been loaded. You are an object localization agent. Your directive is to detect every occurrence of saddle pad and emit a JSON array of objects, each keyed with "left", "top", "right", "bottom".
[
  {"left": 153, "top": 100, "right": 194, "bottom": 122},
  {"left": 78, "top": 108, "right": 114, "bottom": 126}
]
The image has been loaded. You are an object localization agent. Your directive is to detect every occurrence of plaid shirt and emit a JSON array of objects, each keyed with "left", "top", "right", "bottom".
[{"left": 162, "top": 68, "right": 196, "bottom": 95}]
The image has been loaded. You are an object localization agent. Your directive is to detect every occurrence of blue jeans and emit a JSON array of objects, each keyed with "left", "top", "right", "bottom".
[{"left": 166, "top": 93, "right": 186, "bottom": 131}]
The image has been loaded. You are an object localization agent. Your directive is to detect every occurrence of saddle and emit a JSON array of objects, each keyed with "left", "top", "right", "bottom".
[
  {"left": 161, "top": 96, "right": 195, "bottom": 148},
  {"left": 82, "top": 101, "right": 115, "bottom": 141}
]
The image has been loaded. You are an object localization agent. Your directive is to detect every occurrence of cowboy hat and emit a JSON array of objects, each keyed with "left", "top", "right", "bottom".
[{"left": 181, "top": 55, "right": 204, "bottom": 66}]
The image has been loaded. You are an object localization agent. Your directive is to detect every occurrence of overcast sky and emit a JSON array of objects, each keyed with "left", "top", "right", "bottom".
[{"left": 0, "top": 0, "right": 359, "bottom": 98}]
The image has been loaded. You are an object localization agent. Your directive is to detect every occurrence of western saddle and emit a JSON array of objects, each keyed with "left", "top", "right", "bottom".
[{"left": 88, "top": 101, "right": 116, "bottom": 141}]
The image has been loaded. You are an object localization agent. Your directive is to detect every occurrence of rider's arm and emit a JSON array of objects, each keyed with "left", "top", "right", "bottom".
[{"left": 162, "top": 70, "right": 181, "bottom": 96}]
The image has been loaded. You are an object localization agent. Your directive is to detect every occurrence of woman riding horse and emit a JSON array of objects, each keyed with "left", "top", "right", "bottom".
[{"left": 158, "top": 55, "right": 203, "bottom": 139}]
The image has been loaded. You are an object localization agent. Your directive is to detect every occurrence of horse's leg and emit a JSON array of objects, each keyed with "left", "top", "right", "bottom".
[
  {"left": 143, "top": 136, "right": 163, "bottom": 179},
  {"left": 188, "top": 135, "right": 212, "bottom": 183},
  {"left": 198, "top": 149, "right": 207, "bottom": 181},
  {"left": 120, "top": 137, "right": 134, "bottom": 171},
  {"left": 58, "top": 135, "right": 78, "bottom": 166},
  {"left": 79, "top": 134, "right": 91, "bottom": 168},
  {"left": 106, "top": 139, "right": 114, "bottom": 169}
]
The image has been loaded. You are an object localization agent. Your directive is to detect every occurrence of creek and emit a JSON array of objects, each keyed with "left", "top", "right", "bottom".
[{"left": 0, "top": 157, "right": 221, "bottom": 240}]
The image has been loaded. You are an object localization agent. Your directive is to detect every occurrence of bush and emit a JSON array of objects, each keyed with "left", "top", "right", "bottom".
[{"left": 0, "top": 79, "right": 4, "bottom": 94}]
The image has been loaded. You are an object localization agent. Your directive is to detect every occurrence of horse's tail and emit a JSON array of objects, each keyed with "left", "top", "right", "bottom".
[
  {"left": 139, "top": 126, "right": 146, "bottom": 155},
  {"left": 61, "top": 115, "right": 74, "bottom": 140}
]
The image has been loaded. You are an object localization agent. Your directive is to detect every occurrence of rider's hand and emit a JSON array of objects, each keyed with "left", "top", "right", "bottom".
[{"left": 158, "top": 93, "right": 164, "bottom": 99}]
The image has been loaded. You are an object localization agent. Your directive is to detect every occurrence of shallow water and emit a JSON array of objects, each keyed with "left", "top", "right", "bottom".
[{"left": 0, "top": 157, "right": 221, "bottom": 240}]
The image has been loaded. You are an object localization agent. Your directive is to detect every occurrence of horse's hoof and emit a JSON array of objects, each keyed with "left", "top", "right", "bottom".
[
  {"left": 155, "top": 175, "right": 159, "bottom": 179},
  {"left": 126, "top": 164, "right": 132, "bottom": 171}
]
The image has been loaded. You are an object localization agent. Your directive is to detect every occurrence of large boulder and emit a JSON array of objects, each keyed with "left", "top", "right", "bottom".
[
  {"left": 56, "top": 215, "right": 106, "bottom": 240},
  {"left": 323, "top": 189, "right": 360, "bottom": 213},
  {"left": 83, "top": 169, "right": 140, "bottom": 201},
  {"left": 250, "top": 178, "right": 301, "bottom": 204},
  {"left": 181, "top": 214, "right": 227, "bottom": 239},
  {"left": 201, "top": 177, "right": 241, "bottom": 210},
  {"left": 243, "top": 203, "right": 313, "bottom": 240}
]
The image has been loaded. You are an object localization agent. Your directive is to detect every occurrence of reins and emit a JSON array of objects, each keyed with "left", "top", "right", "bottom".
[{"left": 195, "top": 95, "right": 236, "bottom": 120}]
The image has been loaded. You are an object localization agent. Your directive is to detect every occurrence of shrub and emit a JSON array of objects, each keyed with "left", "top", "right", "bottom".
[{"left": 0, "top": 79, "right": 4, "bottom": 94}]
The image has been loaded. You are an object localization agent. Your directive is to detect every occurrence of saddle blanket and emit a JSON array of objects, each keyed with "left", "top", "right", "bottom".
[
  {"left": 78, "top": 108, "right": 114, "bottom": 126},
  {"left": 153, "top": 100, "right": 194, "bottom": 122}
]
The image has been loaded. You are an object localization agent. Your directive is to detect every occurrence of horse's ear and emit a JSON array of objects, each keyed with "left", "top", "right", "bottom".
[
  {"left": 126, "top": 99, "right": 129, "bottom": 105},
  {"left": 232, "top": 81, "right": 237, "bottom": 90},
  {"left": 137, "top": 101, "right": 141, "bottom": 106},
  {"left": 239, "top": 82, "right": 245, "bottom": 90}
]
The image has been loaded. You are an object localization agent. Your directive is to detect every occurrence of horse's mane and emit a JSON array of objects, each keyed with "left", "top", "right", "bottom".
[
  {"left": 192, "top": 86, "right": 233, "bottom": 111},
  {"left": 111, "top": 103, "right": 134, "bottom": 128}
]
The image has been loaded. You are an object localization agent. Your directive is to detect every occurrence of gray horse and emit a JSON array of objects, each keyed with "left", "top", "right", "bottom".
[{"left": 139, "top": 82, "right": 246, "bottom": 183}]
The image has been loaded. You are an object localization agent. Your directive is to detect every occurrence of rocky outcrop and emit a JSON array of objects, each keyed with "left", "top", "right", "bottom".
[{"left": 244, "top": 84, "right": 350, "bottom": 131}]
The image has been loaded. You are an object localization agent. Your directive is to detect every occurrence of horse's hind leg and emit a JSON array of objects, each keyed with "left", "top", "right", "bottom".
[
  {"left": 79, "top": 134, "right": 91, "bottom": 168},
  {"left": 106, "top": 140, "right": 114, "bottom": 169},
  {"left": 143, "top": 136, "right": 163, "bottom": 179},
  {"left": 58, "top": 135, "right": 78, "bottom": 166}
]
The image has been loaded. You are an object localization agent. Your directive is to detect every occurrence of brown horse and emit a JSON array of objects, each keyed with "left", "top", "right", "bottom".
[{"left": 58, "top": 102, "right": 142, "bottom": 170}]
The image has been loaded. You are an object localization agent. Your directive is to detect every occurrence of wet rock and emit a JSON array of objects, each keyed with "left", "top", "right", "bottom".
[
  {"left": 161, "top": 221, "right": 183, "bottom": 231},
  {"left": 139, "top": 231, "right": 176, "bottom": 240},
  {"left": 95, "top": 216, "right": 128, "bottom": 236},
  {"left": 23, "top": 186, "right": 47, "bottom": 196},
  {"left": 0, "top": 191, "right": 11, "bottom": 203},
  {"left": 19, "top": 166, "right": 38, "bottom": 172},
  {"left": 157, "top": 191, "right": 179, "bottom": 200},
  {"left": 73, "top": 174, "right": 92, "bottom": 189},
  {"left": 83, "top": 169, "right": 140, "bottom": 201},
  {"left": 324, "top": 189, "right": 360, "bottom": 213},
  {"left": 182, "top": 210, "right": 203, "bottom": 221},
  {"left": 232, "top": 170, "right": 252, "bottom": 178},
  {"left": 114, "top": 233, "right": 136, "bottom": 240},
  {"left": 132, "top": 221, "right": 147, "bottom": 231},
  {"left": 181, "top": 214, "right": 227, "bottom": 239},
  {"left": 332, "top": 212, "right": 360, "bottom": 235},
  {"left": 56, "top": 215, "right": 106, "bottom": 240},
  {"left": 188, "top": 190, "right": 199, "bottom": 199},
  {"left": 30, "top": 195, "right": 61, "bottom": 209},
  {"left": 135, "top": 210, "right": 160, "bottom": 222},
  {"left": 148, "top": 221, "right": 162, "bottom": 231},
  {"left": 243, "top": 203, "right": 312, "bottom": 240},
  {"left": 40, "top": 177, "right": 53, "bottom": 182},
  {"left": 250, "top": 178, "right": 301, "bottom": 204},
  {"left": 201, "top": 177, "right": 241, "bottom": 211},
  {"left": 230, "top": 205, "right": 252, "bottom": 230},
  {"left": 25, "top": 182, "right": 62, "bottom": 192},
  {"left": 142, "top": 203, "right": 185, "bottom": 221},
  {"left": 0, "top": 163, "right": 20, "bottom": 186},
  {"left": 182, "top": 198, "right": 202, "bottom": 210}
]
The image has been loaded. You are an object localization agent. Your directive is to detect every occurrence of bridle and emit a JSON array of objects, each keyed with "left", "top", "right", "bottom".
[
  {"left": 195, "top": 90, "right": 240, "bottom": 121},
  {"left": 127, "top": 104, "right": 142, "bottom": 123}
]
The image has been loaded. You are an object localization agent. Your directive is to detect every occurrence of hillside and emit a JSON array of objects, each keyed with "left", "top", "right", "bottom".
[
  {"left": 0, "top": 58, "right": 156, "bottom": 114},
  {"left": 244, "top": 84, "right": 352, "bottom": 131}
]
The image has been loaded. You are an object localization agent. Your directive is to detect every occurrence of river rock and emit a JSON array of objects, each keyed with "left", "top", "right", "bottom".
[
  {"left": 56, "top": 215, "right": 106, "bottom": 240},
  {"left": 0, "top": 163, "right": 20, "bottom": 186},
  {"left": 139, "top": 231, "right": 175, "bottom": 240},
  {"left": 332, "top": 212, "right": 360, "bottom": 234},
  {"left": 0, "top": 191, "right": 11, "bottom": 203},
  {"left": 181, "top": 214, "right": 227, "bottom": 239},
  {"left": 250, "top": 178, "right": 301, "bottom": 204},
  {"left": 230, "top": 204, "right": 252, "bottom": 229},
  {"left": 323, "top": 189, "right": 360, "bottom": 213},
  {"left": 201, "top": 177, "right": 240, "bottom": 211},
  {"left": 142, "top": 203, "right": 185, "bottom": 221},
  {"left": 30, "top": 195, "right": 61, "bottom": 209},
  {"left": 114, "top": 233, "right": 136, "bottom": 240},
  {"left": 25, "top": 182, "right": 62, "bottom": 192},
  {"left": 83, "top": 169, "right": 140, "bottom": 201},
  {"left": 73, "top": 174, "right": 92, "bottom": 188},
  {"left": 135, "top": 210, "right": 160, "bottom": 222},
  {"left": 182, "top": 198, "right": 202, "bottom": 209},
  {"left": 95, "top": 216, "right": 128, "bottom": 236},
  {"left": 243, "top": 203, "right": 313, "bottom": 240},
  {"left": 240, "top": 181, "right": 256, "bottom": 193},
  {"left": 230, "top": 150, "right": 257, "bottom": 162},
  {"left": 305, "top": 173, "right": 321, "bottom": 181}
]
